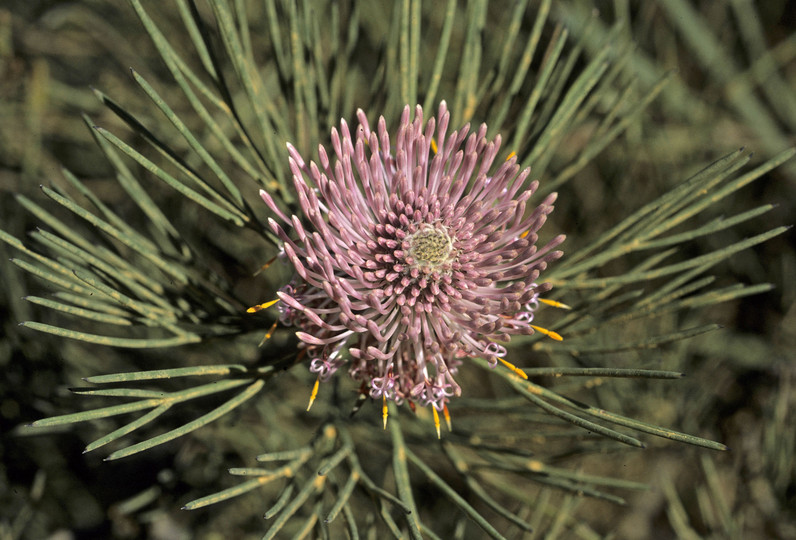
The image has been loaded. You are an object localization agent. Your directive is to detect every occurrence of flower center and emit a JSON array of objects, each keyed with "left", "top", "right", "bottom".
[{"left": 406, "top": 224, "right": 454, "bottom": 269}]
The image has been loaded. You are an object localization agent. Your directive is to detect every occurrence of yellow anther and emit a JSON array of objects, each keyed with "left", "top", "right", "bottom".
[
  {"left": 506, "top": 151, "right": 516, "bottom": 161},
  {"left": 432, "top": 407, "right": 441, "bottom": 439},
  {"left": 257, "top": 320, "right": 279, "bottom": 347},
  {"left": 430, "top": 138, "right": 438, "bottom": 154},
  {"left": 531, "top": 325, "right": 563, "bottom": 341},
  {"left": 527, "top": 459, "right": 544, "bottom": 472},
  {"left": 253, "top": 255, "right": 278, "bottom": 276},
  {"left": 520, "top": 230, "right": 529, "bottom": 239},
  {"left": 307, "top": 378, "right": 320, "bottom": 411},
  {"left": 246, "top": 298, "right": 280, "bottom": 313},
  {"left": 382, "top": 396, "right": 389, "bottom": 429},
  {"left": 264, "top": 320, "right": 278, "bottom": 339},
  {"left": 442, "top": 404, "right": 452, "bottom": 432},
  {"left": 539, "top": 298, "right": 572, "bottom": 310},
  {"left": 498, "top": 358, "right": 529, "bottom": 380}
]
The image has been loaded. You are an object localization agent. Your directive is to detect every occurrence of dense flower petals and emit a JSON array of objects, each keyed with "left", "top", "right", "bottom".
[{"left": 262, "top": 102, "right": 563, "bottom": 410}]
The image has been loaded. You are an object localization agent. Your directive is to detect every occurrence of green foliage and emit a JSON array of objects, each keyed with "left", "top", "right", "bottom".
[{"left": 1, "top": 1, "right": 793, "bottom": 538}]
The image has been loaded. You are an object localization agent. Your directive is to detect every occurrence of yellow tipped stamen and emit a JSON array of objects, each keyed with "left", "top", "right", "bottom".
[
  {"left": 382, "top": 396, "right": 389, "bottom": 429},
  {"left": 531, "top": 325, "right": 563, "bottom": 341},
  {"left": 442, "top": 404, "right": 452, "bottom": 432},
  {"left": 246, "top": 298, "right": 280, "bottom": 313},
  {"left": 257, "top": 320, "right": 279, "bottom": 347},
  {"left": 430, "top": 138, "right": 438, "bottom": 154},
  {"left": 307, "top": 378, "right": 320, "bottom": 411},
  {"left": 253, "top": 255, "right": 278, "bottom": 276},
  {"left": 506, "top": 151, "right": 516, "bottom": 161},
  {"left": 498, "top": 358, "right": 529, "bottom": 380},
  {"left": 539, "top": 298, "right": 572, "bottom": 310},
  {"left": 264, "top": 320, "right": 278, "bottom": 340},
  {"left": 432, "top": 407, "right": 441, "bottom": 439},
  {"left": 520, "top": 230, "right": 529, "bottom": 239}
]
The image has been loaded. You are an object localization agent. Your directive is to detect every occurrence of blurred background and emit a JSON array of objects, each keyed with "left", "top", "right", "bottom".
[{"left": 1, "top": 1, "right": 794, "bottom": 538}]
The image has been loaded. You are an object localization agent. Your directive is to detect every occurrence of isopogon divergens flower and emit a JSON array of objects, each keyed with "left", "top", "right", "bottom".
[{"left": 258, "top": 101, "right": 565, "bottom": 420}]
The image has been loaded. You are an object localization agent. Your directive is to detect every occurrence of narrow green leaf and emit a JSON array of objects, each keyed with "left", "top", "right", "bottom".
[
  {"left": 339, "top": 427, "right": 412, "bottom": 515},
  {"left": 82, "top": 115, "right": 184, "bottom": 252},
  {"left": 341, "top": 503, "right": 360, "bottom": 540},
  {"left": 263, "top": 485, "right": 295, "bottom": 519},
  {"left": 560, "top": 148, "right": 748, "bottom": 271},
  {"left": 442, "top": 444, "right": 534, "bottom": 532},
  {"left": 16, "top": 194, "right": 99, "bottom": 257},
  {"left": 83, "top": 403, "right": 172, "bottom": 453},
  {"left": 378, "top": 499, "right": 406, "bottom": 540},
  {"left": 519, "top": 368, "right": 684, "bottom": 379},
  {"left": 71, "top": 388, "right": 168, "bottom": 398},
  {"left": 94, "top": 128, "right": 247, "bottom": 226},
  {"left": 500, "top": 0, "right": 556, "bottom": 141},
  {"left": 262, "top": 474, "right": 326, "bottom": 540},
  {"left": 31, "top": 228, "right": 170, "bottom": 311},
  {"left": 207, "top": 0, "right": 290, "bottom": 198},
  {"left": 324, "top": 472, "right": 359, "bottom": 524},
  {"left": 421, "top": 0, "right": 456, "bottom": 112},
  {"left": 509, "top": 378, "right": 645, "bottom": 448},
  {"left": 174, "top": 0, "right": 217, "bottom": 78},
  {"left": 679, "top": 282, "right": 774, "bottom": 310},
  {"left": 548, "top": 72, "right": 671, "bottom": 191},
  {"left": 85, "top": 364, "right": 250, "bottom": 383},
  {"left": 59, "top": 165, "right": 158, "bottom": 250},
  {"left": 11, "top": 258, "right": 94, "bottom": 297},
  {"left": 53, "top": 292, "right": 130, "bottom": 317},
  {"left": 660, "top": 0, "right": 789, "bottom": 163},
  {"left": 541, "top": 324, "right": 721, "bottom": 355},
  {"left": 129, "top": 0, "right": 270, "bottom": 187},
  {"left": 529, "top": 474, "right": 627, "bottom": 505},
  {"left": 526, "top": 24, "right": 622, "bottom": 176},
  {"left": 503, "top": 372, "right": 729, "bottom": 451},
  {"left": 68, "top": 267, "right": 176, "bottom": 322},
  {"left": 388, "top": 404, "right": 423, "bottom": 540},
  {"left": 257, "top": 447, "right": 314, "bottom": 463},
  {"left": 406, "top": 448, "right": 506, "bottom": 540},
  {"left": 565, "top": 226, "right": 788, "bottom": 288},
  {"left": 20, "top": 187, "right": 179, "bottom": 293},
  {"left": 105, "top": 379, "right": 264, "bottom": 460},
  {"left": 520, "top": 459, "right": 649, "bottom": 490},
  {"left": 19, "top": 321, "right": 200, "bottom": 348},
  {"left": 316, "top": 445, "right": 352, "bottom": 477},
  {"left": 129, "top": 68, "right": 244, "bottom": 208},
  {"left": 31, "top": 399, "right": 160, "bottom": 427},
  {"left": 41, "top": 185, "right": 189, "bottom": 283},
  {"left": 453, "top": 0, "right": 487, "bottom": 123},
  {"left": 288, "top": 0, "right": 308, "bottom": 153},
  {"left": 263, "top": 0, "right": 287, "bottom": 79},
  {"left": 183, "top": 474, "right": 282, "bottom": 511}
]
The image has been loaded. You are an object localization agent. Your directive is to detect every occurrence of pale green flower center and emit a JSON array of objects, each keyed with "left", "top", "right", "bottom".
[{"left": 407, "top": 225, "right": 454, "bottom": 268}]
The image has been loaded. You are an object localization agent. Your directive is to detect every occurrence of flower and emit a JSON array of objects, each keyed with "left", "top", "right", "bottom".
[{"left": 259, "top": 102, "right": 564, "bottom": 412}]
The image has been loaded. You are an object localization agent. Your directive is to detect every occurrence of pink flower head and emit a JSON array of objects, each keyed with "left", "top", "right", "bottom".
[{"left": 260, "top": 102, "right": 564, "bottom": 411}]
